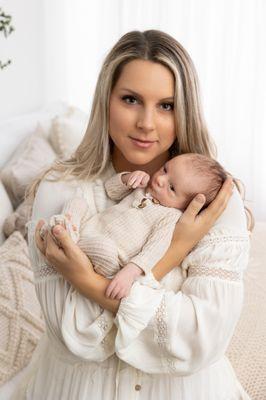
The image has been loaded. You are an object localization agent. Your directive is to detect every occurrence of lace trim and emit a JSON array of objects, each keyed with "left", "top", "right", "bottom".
[
  {"left": 97, "top": 315, "right": 110, "bottom": 333},
  {"left": 197, "top": 235, "right": 249, "bottom": 247},
  {"left": 155, "top": 295, "right": 167, "bottom": 347},
  {"left": 155, "top": 295, "right": 178, "bottom": 373},
  {"left": 97, "top": 314, "right": 116, "bottom": 353},
  {"left": 188, "top": 266, "right": 242, "bottom": 281},
  {"left": 34, "top": 264, "right": 59, "bottom": 281}
]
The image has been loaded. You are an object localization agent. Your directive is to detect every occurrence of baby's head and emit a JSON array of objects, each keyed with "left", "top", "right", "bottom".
[{"left": 147, "top": 153, "right": 227, "bottom": 210}]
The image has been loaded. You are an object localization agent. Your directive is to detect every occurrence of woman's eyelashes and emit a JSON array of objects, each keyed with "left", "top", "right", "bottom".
[{"left": 121, "top": 95, "right": 174, "bottom": 111}]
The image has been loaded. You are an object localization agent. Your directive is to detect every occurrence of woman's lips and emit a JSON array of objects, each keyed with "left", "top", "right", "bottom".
[{"left": 130, "top": 137, "right": 156, "bottom": 149}]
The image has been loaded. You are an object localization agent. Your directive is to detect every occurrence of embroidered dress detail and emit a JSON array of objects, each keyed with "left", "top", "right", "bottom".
[
  {"left": 188, "top": 266, "right": 242, "bottom": 281},
  {"left": 37, "top": 264, "right": 59, "bottom": 280},
  {"left": 155, "top": 294, "right": 167, "bottom": 349},
  {"left": 198, "top": 235, "right": 249, "bottom": 246}
]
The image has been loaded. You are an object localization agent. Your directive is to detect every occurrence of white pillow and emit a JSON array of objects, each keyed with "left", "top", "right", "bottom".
[
  {"left": 0, "top": 101, "right": 69, "bottom": 169},
  {"left": 0, "top": 181, "right": 13, "bottom": 245},
  {"left": 48, "top": 106, "right": 88, "bottom": 158},
  {"left": 0, "top": 126, "right": 56, "bottom": 208}
]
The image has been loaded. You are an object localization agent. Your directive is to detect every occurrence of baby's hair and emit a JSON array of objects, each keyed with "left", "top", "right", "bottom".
[{"left": 182, "top": 153, "right": 228, "bottom": 210}]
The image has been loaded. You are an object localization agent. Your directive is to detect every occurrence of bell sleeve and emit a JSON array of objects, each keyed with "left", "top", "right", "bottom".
[
  {"left": 27, "top": 177, "right": 116, "bottom": 362},
  {"left": 114, "top": 191, "right": 250, "bottom": 375}
]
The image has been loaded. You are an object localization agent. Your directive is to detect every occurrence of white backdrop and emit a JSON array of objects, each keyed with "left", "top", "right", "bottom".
[{"left": 35, "top": 0, "right": 266, "bottom": 222}]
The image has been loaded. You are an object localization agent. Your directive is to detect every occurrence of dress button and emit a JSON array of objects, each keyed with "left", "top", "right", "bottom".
[{"left": 135, "top": 384, "right": 141, "bottom": 391}]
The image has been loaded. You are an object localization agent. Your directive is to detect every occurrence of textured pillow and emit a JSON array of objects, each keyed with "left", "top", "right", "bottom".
[
  {"left": 48, "top": 106, "right": 88, "bottom": 158},
  {"left": 0, "top": 231, "right": 45, "bottom": 385},
  {"left": 227, "top": 222, "right": 266, "bottom": 399},
  {"left": 3, "top": 195, "right": 34, "bottom": 240},
  {"left": 0, "top": 125, "right": 56, "bottom": 209},
  {"left": 0, "top": 182, "right": 13, "bottom": 245},
  {"left": 0, "top": 101, "right": 69, "bottom": 169}
]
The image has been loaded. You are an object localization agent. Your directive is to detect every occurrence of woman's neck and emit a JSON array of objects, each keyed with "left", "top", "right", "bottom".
[{"left": 111, "top": 150, "right": 169, "bottom": 177}]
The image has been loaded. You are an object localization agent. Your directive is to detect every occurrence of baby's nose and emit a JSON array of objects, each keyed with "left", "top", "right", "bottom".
[{"left": 156, "top": 174, "right": 166, "bottom": 187}]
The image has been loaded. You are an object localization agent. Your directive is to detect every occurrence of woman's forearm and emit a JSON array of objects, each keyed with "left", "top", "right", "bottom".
[
  {"left": 69, "top": 239, "right": 188, "bottom": 314},
  {"left": 69, "top": 268, "right": 120, "bottom": 315},
  {"left": 151, "top": 238, "right": 189, "bottom": 281}
]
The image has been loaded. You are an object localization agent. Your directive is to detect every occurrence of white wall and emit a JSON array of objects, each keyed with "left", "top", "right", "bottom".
[{"left": 0, "top": 1, "right": 45, "bottom": 120}]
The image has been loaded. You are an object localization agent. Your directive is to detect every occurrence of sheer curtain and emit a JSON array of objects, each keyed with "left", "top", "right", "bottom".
[{"left": 43, "top": 0, "right": 266, "bottom": 221}]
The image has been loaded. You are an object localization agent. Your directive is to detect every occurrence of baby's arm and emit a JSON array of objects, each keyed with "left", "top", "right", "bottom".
[
  {"left": 121, "top": 170, "right": 150, "bottom": 188},
  {"left": 104, "top": 170, "right": 150, "bottom": 201},
  {"left": 105, "top": 262, "right": 144, "bottom": 300}
]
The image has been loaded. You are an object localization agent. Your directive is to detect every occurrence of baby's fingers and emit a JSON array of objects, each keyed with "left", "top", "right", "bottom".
[
  {"left": 141, "top": 174, "right": 150, "bottom": 186},
  {"left": 105, "top": 280, "right": 117, "bottom": 298}
]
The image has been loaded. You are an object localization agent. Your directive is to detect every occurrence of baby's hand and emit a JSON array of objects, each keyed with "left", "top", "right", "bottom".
[
  {"left": 105, "top": 263, "right": 144, "bottom": 300},
  {"left": 123, "top": 171, "right": 150, "bottom": 189}
]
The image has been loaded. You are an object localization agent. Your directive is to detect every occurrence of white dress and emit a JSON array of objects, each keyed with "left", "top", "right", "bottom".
[{"left": 12, "top": 161, "right": 251, "bottom": 400}]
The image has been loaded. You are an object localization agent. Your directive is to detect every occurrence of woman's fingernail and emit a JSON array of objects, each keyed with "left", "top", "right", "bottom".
[
  {"left": 53, "top": 226, "right": 62, "bottom": 235},
  {"left": 196, "top": 194, "right": 205, "bottom": 203}
]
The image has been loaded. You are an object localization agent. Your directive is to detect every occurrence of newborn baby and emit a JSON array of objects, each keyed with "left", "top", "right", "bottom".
[{"left": 40, "top": 153, "right": 227, "bottom": 300}]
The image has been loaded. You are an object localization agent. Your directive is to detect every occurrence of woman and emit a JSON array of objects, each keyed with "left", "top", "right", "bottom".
[{"left": 14, "top": 30, "right": 250, "bottom": 399}]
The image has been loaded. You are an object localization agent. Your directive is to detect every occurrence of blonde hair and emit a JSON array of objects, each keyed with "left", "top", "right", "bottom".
[{"left": 26, "top": 29, "right": 254, "bottom": 230}]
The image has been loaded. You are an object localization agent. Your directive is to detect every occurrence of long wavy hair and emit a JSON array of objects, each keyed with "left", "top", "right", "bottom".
[{"left": 26, "top": 29, "right": 254, "bottom": 230}]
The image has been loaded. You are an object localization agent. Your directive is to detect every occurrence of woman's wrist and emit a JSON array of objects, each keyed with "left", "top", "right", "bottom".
[
  {"left": 152, "top": 239, "right": 190, "bottom": 281},
  {"left": 69, "top": 268, "right": 120, "bottom": 315}
]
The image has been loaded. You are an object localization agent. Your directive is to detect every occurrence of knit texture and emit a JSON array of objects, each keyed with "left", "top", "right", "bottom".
[
  {"left": 0, "top": 231, "right": 45, "bottom": 385},
  {"left": 0, "top": 231, "right": 44, "bottom": 384},
  {"left": 65, "top": 172, "right": 182, "bottom": 277}
]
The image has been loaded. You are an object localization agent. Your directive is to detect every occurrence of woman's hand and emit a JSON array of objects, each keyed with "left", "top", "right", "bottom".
[
  {"left": 173, "top": 177, "right": 234, "bottom": 252},
  {"left": 151, "top": 178, "right": 234, "bottom": 281},
  {"left": 35, "top": 220, "right": 94, "bottom": 283},
  {"left": 35, "top": 220, "right": 121, "bottom": 314}
]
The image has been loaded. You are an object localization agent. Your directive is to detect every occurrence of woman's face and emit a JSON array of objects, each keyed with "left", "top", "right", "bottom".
[{"left": 109, "top": 59, "right": 176, "bottom": 175}]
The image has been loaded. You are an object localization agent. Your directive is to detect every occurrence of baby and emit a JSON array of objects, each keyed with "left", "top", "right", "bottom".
[{"left": 40, "top": 153, "right": 227, "bottom": 300}]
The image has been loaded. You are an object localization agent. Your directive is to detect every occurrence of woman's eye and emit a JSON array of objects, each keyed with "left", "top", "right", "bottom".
[
  {"left": 121, "top": 95, "right": 138, "bottom": 104},
  {"left": 163, "top": 165, "right": 167, "bottom": 173},
  {"left": 161, "top": 102, "right": 174, "bottom": 111},
  {"left": 169, "top": 184, "right": 175, "bottom": 192}
]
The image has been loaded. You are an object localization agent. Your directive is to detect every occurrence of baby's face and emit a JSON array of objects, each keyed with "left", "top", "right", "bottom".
[{"left": 147, "top": 155, "right": 197, "bottom": 209}]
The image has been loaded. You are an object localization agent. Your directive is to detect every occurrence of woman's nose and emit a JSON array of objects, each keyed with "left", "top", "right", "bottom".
[{"left": 136, "top": 108, "right": 155, "bottom": 132}]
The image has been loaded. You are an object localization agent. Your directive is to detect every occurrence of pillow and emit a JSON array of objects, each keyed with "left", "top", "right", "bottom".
[
  {"left": 0, "top": 182, "right": 13, "bottom": 245},
  {"left": 0, "top": 125, "right": 56, "bottom": 209},
  {"left": 0, "top": 101, "right": 69, "bottom": 169},
  {"left": 226, "top": 222, "right": 266, "bottom": 399},
  {"left": 3, "top": 195, "right": 34, "bottom": 240},
  {"left": 0, "top": 231, "right": 45, "bottom": 385},
  {"left": 48, "top": 106, "right": 88, "bottom": 158}
]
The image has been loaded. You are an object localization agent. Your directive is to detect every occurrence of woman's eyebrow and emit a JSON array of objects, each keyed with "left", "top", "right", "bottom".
[{"left": 120, "top": 88, "right": 174, "bottom": 101}]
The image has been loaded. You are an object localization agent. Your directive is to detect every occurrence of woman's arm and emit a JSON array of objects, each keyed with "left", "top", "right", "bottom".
[
  {"left": 30, "top": 177, "right": 117, "bottom": 361},
  {"left": 35, "top": 178, "right": 234, "bottom": 314}
]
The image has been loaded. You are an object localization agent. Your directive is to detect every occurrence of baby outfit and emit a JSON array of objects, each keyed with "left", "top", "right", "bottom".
[{"left": 46, "top": 171, "right": 182, "bottom": 279}]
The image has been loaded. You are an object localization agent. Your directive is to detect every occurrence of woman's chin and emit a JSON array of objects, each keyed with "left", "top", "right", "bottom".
[{"left": 128, "top": 157, "right": 154, "bottom": 166}]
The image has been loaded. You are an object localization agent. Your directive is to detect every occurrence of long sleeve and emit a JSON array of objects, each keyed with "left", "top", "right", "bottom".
[
  {"left": 27, "top": 175, "right": 116, "bottom": 362},
  {"left": 104, "top": 171, "right": 132, "bottom": 201},
  {"left": 130, "top": 210, "right": 181, "bottom": 275},
  {"left": 114, "top": 188, "right": 250, "bottom": 376}
]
